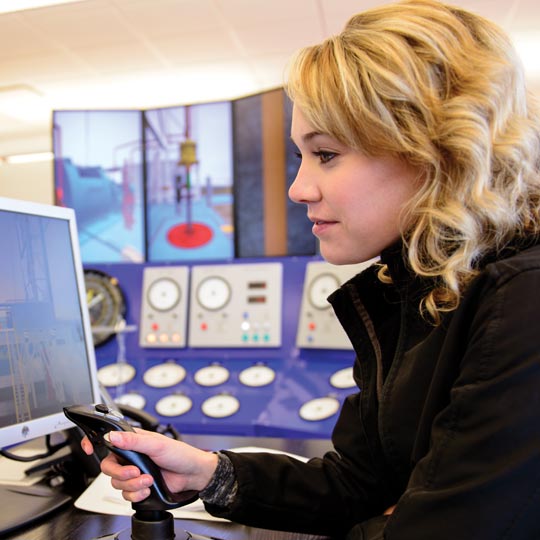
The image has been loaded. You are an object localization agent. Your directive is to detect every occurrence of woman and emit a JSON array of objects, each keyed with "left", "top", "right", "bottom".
[{"left": 84, "top": 1, "right": 540, "bottom": 538}]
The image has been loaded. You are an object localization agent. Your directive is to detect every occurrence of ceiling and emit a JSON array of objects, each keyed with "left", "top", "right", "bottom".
[{"left": 0, "top": 0, "right": 539, "bottom": 151}]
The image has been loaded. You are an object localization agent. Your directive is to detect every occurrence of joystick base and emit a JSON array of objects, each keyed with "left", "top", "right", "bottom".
[{"left": 89, "top": 513, "right": 213, "bottom": 540}]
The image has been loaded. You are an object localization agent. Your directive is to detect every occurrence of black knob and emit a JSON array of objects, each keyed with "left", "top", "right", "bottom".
[{"left": 95, "top": 403, "right": 109, "bottom": 414}]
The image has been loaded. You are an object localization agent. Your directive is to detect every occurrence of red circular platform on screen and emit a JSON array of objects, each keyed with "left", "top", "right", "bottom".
[{"left": 167, "top": 222, "right": 213, "bottom": 248}]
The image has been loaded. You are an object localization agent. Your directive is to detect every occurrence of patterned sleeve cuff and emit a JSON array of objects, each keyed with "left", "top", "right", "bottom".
[{"left": 198, "top": 451, "right": 238, "bottom": 507}]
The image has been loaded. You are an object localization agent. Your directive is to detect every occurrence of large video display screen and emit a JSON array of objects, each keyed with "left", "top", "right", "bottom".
[
  {"left": 52, "top": 89, "right": 316, "bottom": 265},
  {"left": 144, "top": 102, "right": 234, "bottom": 262},
  {"left": 53, "top": 110, "right": 145, "bottom": 264}
]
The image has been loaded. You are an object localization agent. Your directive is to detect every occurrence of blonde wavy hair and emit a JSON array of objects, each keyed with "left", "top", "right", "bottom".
[{"left": 286, "top": 0, "right": 540, "bottom": 324}]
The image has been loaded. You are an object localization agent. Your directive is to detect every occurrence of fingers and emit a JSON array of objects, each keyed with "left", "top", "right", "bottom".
[
  {"left": 81, "top": 436, "right": 94, "bottom": 455},
  {"left": 101, "top": 451, "right": 154, "bottom": 503},
  {"left": 111, "top": 474, "right": 154, "bottom": 503},
  {"left": 101, "top": 452, "right": 141, "bottom": 480}
]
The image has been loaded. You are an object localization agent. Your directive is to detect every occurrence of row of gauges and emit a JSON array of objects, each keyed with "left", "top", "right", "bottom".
[
  {"left": 85, "top": 260, "right": 375, "bottom": 350},
  {"left": 97, "top": 359, "right": 353, "bottom": 421}
]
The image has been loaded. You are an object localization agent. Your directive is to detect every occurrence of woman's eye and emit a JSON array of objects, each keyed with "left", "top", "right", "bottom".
[{"left": 314, "top": 150, "right": 336, "bottom": 164}]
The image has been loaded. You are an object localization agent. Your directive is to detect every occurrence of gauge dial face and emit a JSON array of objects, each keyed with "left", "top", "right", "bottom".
[
  {"left": 97, "top": 363, "right": 136, "bottom": 387},
  {"left": 155, "top": 394, "right": 192, "bottom": 417},
  {"left": 239, "top": 365, "right": 276, "bottom": 387},
  {"left": 84, "top": 270, "right": 126, "bottom": 346},
  {"left": 115, "top": 392, "right": 147, "bottom": 410},
  {"left": 147, "top": 278, "right": 181, "bottom": 312},
  {"left": 143, "top": 362, "right": 186, "bottom": 388},
  {"left": 196, "top": 276, "right": 231, "bottom": 311},
  {"left": 329, "top": 367, "right": 356, "bottom": 389},
  {"left": 201, "top": 394, "right": 240, "bottom": 418},
  {"left": 308, "top": 273, "right": 340, "bottom": 310},
  {"left": 194, "top": 365, "right": 230, "bottom": 387},
  {"left": 299, "top": 396, "right": 340, "bottom": 421}
]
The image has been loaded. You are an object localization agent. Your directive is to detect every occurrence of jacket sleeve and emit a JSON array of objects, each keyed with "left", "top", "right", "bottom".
[
  {"left": 204, "top": 390, "right": 392, "bottom": 536},
  {"left": 383, "top": 267, "right": 540, "bottom": 540}
]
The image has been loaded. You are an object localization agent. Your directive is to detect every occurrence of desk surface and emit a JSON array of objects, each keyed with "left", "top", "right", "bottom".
[
  {"left": 2, "top": 504, "right": 331, "bottom": 540},
  {"left": 0, "top": 435, "right": 334, "bottom": 540}
]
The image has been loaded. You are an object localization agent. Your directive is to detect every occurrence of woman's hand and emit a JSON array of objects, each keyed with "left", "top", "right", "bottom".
[{"left": 81, "top": 430, "right": 218, "bottom": 504}]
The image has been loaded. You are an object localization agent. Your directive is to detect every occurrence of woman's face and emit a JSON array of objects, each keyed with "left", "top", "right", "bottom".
[{"left": 288, "top": 105, "right": 421, "bottom": 265}]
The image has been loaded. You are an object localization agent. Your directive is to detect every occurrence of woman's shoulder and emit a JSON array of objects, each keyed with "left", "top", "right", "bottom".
[{"left": 484, "top": 240, "right": 540, "bottom": 282}]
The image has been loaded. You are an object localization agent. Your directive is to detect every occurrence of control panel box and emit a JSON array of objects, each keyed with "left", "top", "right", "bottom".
[
  {"left": 296, "top": 260, "right": 375, "bottom": 349},
  {"left": 188, "top": 262, "right": 283, "bottom": 348},
  {"left": 139, "top": 266, "right": 189, "bottom": 348}
]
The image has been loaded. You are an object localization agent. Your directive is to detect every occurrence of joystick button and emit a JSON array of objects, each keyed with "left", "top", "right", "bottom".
[{"left": 95, "top": 403, "right": 110, "bottom": 414}]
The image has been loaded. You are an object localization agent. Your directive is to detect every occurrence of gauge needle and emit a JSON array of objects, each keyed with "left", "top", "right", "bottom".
[{"left": 87, "top": 292, "right": 104, "bottom": 309}]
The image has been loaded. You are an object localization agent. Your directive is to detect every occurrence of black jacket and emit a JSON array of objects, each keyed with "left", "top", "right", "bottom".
[{"left": 207, "top": 243, "right": 540, "bottom": 539}]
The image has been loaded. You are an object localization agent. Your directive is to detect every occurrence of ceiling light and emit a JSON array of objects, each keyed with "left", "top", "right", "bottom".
[
  {"left": 3, "top": 151, "right": 53, "bottom": 164},
  {"left": 0, "top": 85, "right": 50, "bottom": 124},
  {"left": 0, "top": 0, "right": 87, "bottom": 14}
]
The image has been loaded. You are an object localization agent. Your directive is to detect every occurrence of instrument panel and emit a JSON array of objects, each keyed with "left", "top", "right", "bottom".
[{"left": 89, "top": 257, "right": 372, "bottom": 439}]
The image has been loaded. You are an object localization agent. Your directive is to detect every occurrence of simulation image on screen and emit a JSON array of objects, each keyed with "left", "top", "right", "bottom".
[
  {"left": 0, "top": 211, "right": 94, "bottom": 428},
  {"left": 53, "top": 110, "right": 145, "bottom": 264},
  {"left": 144, "top": 101, "right": 234, "bottom": 262}
]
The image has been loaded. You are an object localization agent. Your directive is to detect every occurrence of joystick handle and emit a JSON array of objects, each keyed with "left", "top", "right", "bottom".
[{"left": 64, "top": 403, "right": 199, "bottom": 512}]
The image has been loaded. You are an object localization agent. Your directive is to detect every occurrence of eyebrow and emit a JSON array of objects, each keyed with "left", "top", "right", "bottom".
[{"left": 290, "top": 131, "right": 324, "bottom": 145}]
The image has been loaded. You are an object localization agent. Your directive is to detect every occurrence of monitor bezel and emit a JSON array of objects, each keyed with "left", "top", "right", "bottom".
[{"left": 0, "top": 196, "right": 101, "bottom": 449}]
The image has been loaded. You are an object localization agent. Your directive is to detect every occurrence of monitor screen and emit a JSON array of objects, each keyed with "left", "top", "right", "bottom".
[{"left": 0, "top": 197, "right": 101, "bottom": 448}]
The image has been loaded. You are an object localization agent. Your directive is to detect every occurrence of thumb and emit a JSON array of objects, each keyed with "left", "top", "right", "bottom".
[{"left": 107, "top": 429, "right": 145, "bottom": 449}]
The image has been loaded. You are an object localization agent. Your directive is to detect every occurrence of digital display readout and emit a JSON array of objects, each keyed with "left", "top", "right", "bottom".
[
  {"left": 248, "top": 281, "right": 267, "bottom": 289},
  {"left": 247, "top": 295, "right": 267, "bottom": 304}
]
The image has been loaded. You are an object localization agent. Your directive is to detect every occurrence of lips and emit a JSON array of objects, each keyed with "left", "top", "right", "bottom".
[{"left": 309, "top": 216, "right": 337, "bottom": 236}]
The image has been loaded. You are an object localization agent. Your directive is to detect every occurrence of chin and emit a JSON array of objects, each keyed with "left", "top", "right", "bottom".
[
  {"left": 320, "top": 246, "right": 376, "bottom": 266},
  {"left": 320, "top": 251, "right": 357, "bottom": 266}
]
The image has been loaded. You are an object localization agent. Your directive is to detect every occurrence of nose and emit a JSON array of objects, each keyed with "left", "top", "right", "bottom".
[{"left": 288, "top": 163, "right": 320, "bottom": 205}]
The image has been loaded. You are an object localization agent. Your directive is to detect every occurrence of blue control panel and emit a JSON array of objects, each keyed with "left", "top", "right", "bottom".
[{"left": 87, "top": 257, "right": 365, "bottom": 439}]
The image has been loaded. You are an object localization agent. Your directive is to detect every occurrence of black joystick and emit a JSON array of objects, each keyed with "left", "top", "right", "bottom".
[{"left": 64, "top": 403, "right": 202, "bottom": 540}]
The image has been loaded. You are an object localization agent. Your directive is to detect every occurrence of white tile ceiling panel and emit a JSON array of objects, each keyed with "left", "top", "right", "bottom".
[
  {"left": 0, "top": 0, "right": 538, "bottom": 146},
  {"left": 0, "top": 15, "right": 57, "bottom": 59},
  {"left": 117, "top": 0, "right": 222, "bottom": 39},
  {"left": 152, "top": 28, "right": 242, "bottom": 65},
  {"left": 232, "top": 17, "right": 325, "bottom": 56},
  {"left": 71, "top": 41, "right": 166, "bottom": 74},
  {"left": 20, "top": 4, "right": 133, "bottom": 48}
]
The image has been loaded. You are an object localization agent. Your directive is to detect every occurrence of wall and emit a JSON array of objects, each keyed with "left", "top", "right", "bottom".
[
  {"left": 0, "top": 132, "right": 54, "bottom": 204},
  {"left": 0, "top": 160, "right": 54, "bottom": 204}
]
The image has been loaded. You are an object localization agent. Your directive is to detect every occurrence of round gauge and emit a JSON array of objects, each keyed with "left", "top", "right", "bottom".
[
  {"left": 299, "top": 396, "right": 340, "bottom": 421},
  {"left": 201, "top": 394, "right": 240, "bottom": 418},
  {"left": 115, "top": 392, "right": 146, "bottom": 410},
  {"left": 147, "top": 278, "right": 181, "bottom": 312},
  {"left": 329, "top": 367, "right": 356, "bottom": 389},
  {"left": 84, "top": 269, "right": 126, "bottom": 346},
  {"left": 97, "top": 363, "right": 136, "bottom": 387},
  {"left": 155, "top": 394, "right": 193, "bottom": 417},
  {"left": 239, "top": 364, "right": 276, "bottom": 387},
  {"left": 308, "top": 273, "right": 340, "bottom": 310},
  {"left": 143, "top": 362, "right": 186, "bottom": 388},
  {"left": 194, "top": 365, "right": 230, "bottom": 387},
  {"left": 196, "top": 276, "right": 231, "bottom": 311}
]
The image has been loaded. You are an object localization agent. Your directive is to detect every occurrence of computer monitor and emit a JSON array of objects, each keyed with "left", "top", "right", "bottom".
[{"left": 0, "top": 196, "right": 101, "bottom": 449}]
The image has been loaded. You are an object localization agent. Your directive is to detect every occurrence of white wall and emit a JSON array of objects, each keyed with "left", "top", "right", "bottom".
[
  {"left": 0, "top": 160, "right": 54, "bottom": 204},
  {"left": 0, "top": 131, "right": 54, "bottom": 204}
]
